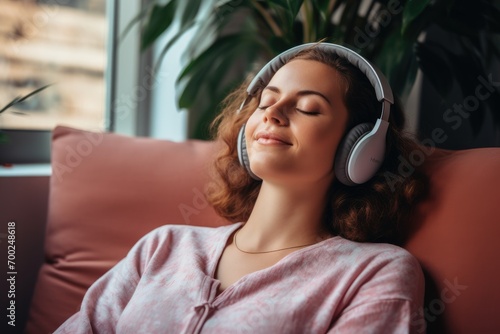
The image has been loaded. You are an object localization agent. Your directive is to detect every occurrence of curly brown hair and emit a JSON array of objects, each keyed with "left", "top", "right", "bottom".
[{"left": 207, "top": 45, "right": 427, "bottom": 245}]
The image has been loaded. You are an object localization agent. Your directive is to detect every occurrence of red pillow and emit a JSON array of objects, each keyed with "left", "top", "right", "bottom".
[{"left": 26, "top": 126, "right": 227, "bottom": 333}]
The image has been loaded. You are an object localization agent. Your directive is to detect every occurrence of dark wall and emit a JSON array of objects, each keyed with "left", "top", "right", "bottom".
[{"left": 0, "top": 176, "right": 49, "bottom": 334}]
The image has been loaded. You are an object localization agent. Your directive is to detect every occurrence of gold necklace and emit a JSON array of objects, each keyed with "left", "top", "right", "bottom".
[{"left": 233, "top": 229, "right": 316, "bottom": 254}]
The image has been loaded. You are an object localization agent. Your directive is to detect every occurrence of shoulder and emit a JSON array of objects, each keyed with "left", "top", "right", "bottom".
[
  {"left": 320, "top": 240, "right": 425, "bottom": 328},
  {"left": 140, "top": 223, "right": 239, "bottom": 245},
  {"left": 319, "top": 237, "right": 424, "bottom": 300},
  {"left": 327, "top": 237, "right": 420, "bottom": 271},
  {"left": 125, "top": 223, "right": 240, "bottom": 272},
  {"left": 345, "top": 238, "right": 424, "bottom": 301}
]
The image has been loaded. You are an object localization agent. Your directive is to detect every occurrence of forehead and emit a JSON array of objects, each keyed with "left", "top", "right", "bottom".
[{"left": 267, "top": 59, "right": 345, "bottom": 95}]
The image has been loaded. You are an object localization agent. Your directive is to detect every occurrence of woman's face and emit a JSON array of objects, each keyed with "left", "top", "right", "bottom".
[{"left": 245, "top": 59, "right": 349, "bottom": 186}]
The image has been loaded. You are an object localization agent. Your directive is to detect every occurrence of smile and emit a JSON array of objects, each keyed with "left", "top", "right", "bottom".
[{"left": 254, "top": 131, "right": 292, "bottom": 145}]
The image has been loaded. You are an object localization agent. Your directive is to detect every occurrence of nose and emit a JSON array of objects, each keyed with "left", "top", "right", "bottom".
[{"left": 262, "top": 105, "right": 288, "bottom": 126}]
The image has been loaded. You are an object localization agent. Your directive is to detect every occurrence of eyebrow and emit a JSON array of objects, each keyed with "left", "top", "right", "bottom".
[{"left": 263, "top": 86, "right": 332, "bottom": 105}]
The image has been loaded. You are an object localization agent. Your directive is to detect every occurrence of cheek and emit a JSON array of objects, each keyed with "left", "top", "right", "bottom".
[
  {"left": 311, "top": 122, "right": 343, "bottom": 144},
  {"left": 304, "top": 123, "right": 345, "bottom": 162},
  {"left": 244, "top": 112, "right": 259, "bottom": 141}
]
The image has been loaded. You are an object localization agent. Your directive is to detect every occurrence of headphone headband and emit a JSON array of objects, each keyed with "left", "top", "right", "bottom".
[{"left": 247, "top": 43, "right": 394, "bottom": 107}]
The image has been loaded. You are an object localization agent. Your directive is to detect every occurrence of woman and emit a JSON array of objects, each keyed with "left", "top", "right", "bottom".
[{"left": 55, "top": 43, "right": 426, "bottom": 333}]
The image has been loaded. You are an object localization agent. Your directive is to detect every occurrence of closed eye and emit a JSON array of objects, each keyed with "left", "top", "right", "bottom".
[
  {"left": 297, "top": 108, "right": 320, "bottom": 116},
  {"left": 258, "top": 105, "right": 320, "bottom": 115}
]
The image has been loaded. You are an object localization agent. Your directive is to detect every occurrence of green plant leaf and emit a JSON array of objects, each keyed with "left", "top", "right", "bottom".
[
  {"left": 183, "top": 9, "right": 223, "bottom": 60},
  {"left": 286, "top": 0, "right": 304, "bottom": 19},
  {"left": 176, "top": 35, "right": 244, "bottom": 108},
  {"left": 402, "top": 0, "right": 431, "bottom": 35},
  {"left": 190, "top": 47, "right": 256, "bottom": 139},
  {"left": 177, "top": 34, "right": 244, "bottom": 82},
  {"left": 266, "top": 0, "right": 303, "bottom": 29},
  {"left": 153, "top": 21, "right": 196, "bottom": 73},
  {"left": 177, "top": 67, "right": 208, "bottom": 110},
  {"left": 311, "top": 0, "right": 331, "bottom": 13},
  {"left": 267, "top": 0, "right": 303, "bottom": 14},
  {"left": 0, "top": 97, "right": 22, "bottom": 114},
  {"left": 311, "top": 0, "right": 334, "bottom": 32},
  {"left": 14, "top": 84, "right": 53, "bottom": 104},
  {"left": 375, "top": 31, "right": 418, "bottom": 100},
  {"left": 0, "top": 84, "right": 52, "bottom": 114},
  {"left": 177, "top": 33, "right": 261, "bottom": 112},
  {"left": 179, "top": 0, "right": 203, "bottom": 30},
  {"left": 141, "top": 1, "right": 177, "bottom": 51},
  {"left": 120, "top": 3, "right": 155, "bottom": 42},
  {"left": 337, "top": 1, "right": 362, "bottom": 46},
  {"left": 414, "top": 41, "right": 454, "bottom": 99}
]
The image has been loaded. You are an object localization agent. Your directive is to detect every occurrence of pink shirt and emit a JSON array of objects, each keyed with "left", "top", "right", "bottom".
[{"left": 55, "top": 223, "right": 425, "bottom": 333}]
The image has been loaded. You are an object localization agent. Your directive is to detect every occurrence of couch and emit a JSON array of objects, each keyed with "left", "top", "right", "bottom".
[{"left": 25, "top": 126, "right": 500, "bottom": 333}]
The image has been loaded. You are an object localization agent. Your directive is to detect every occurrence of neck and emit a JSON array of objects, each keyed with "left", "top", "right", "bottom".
[{"left": 237, "top": 180, "right": 331, "bottom": 252}]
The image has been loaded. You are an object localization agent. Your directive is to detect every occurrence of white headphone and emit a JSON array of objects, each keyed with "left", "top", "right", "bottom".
[{"left": 237, "top": 43, "right": 394, "bottom": 186}]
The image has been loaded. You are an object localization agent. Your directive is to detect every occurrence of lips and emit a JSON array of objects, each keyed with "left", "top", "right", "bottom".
[{"left": 254, "top": 131, "right": 292, "bottom": 145}]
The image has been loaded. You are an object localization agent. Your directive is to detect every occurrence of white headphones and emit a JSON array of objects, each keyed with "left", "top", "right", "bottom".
[{"left": 237, "top": 43, "right": 394, "bottom": 186}]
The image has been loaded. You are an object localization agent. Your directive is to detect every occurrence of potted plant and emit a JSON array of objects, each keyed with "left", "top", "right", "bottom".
[{"left": 133, "top": 0, "right": 500, "bottom": 143}]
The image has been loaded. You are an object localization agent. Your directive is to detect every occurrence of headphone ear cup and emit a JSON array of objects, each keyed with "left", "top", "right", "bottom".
[
  {"left": 237, "top": 125, "right": 261, "bottom": 181},
  {"left": 334, "top": 123, "right": 374, "bottom": 186}
]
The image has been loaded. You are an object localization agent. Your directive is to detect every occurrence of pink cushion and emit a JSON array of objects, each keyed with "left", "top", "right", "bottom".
[
  {"left": 404, "top": 147, "right": 500, "bottom": 333},
  {"left": 26, "top": 126, "right": 227, "bottom": 333}
]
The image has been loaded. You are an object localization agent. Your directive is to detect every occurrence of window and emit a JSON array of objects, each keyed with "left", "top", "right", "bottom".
[
  {"left": 0, "top": 0, "right": 115, "bottom": 165},
  {"left": 0, "top": 0, "right": 187, "bottom": 166},
  {"left": 0, "top": 0, "right": 108, "bottom": 132}
]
